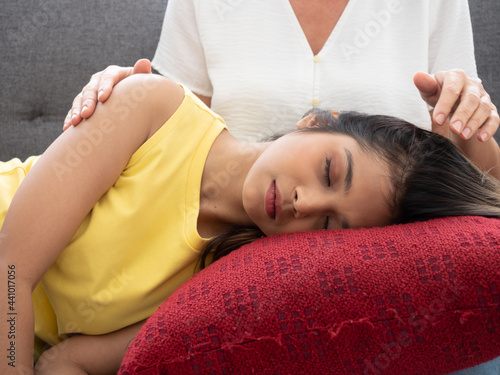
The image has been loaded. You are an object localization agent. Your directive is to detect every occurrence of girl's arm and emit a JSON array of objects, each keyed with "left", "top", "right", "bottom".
[
  {"left": 0, "top": 74, "right": 184, "bottom": 373},
  {"left": 34, "top": 321, "right": 146, "bottom": 375}
]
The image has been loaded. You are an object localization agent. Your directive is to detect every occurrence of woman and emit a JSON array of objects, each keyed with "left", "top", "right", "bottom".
[
  {"left": 60, "top": 1, "right": 500, "bottom": 373},
  {"left": 66, "top": 0, "right": 499, "bottom": 144},
  {"left": 1, "top": 75, "right": 499, "bottom": 374}
]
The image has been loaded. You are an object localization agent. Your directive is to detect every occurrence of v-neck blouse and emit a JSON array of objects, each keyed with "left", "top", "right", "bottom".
[
  {"left": 153, "top": 0, "right": 477, "bottom": 142},
  {"left": 284, "top": 0, "right": 353, "bottom": 57}
]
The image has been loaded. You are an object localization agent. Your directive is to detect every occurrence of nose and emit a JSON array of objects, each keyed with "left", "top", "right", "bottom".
[{"left": 293, "top": 187, "right": 329, "bottom": 218}]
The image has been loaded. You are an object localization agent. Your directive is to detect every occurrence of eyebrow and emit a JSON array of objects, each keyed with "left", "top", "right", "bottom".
[{"left": 342, "top": 148, "right": 353, "bottom": 229}]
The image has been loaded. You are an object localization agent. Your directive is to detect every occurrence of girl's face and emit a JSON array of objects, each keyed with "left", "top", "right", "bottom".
[{"left": 242, "top": 131, "right": 393, "bottom": 236}]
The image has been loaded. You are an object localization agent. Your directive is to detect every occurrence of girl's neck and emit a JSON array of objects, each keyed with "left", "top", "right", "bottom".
[{"left": 197, "top": 130, "right": 268, "bottom": 238}]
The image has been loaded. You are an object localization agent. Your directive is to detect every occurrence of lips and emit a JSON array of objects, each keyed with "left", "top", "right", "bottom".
[{"left": 265, "top": 180, "right": 282, "bottom": 220}]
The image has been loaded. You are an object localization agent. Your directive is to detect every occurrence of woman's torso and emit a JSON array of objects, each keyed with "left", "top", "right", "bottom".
[{"left": 153, "top": 0, "right": 477, "bottom": 141}]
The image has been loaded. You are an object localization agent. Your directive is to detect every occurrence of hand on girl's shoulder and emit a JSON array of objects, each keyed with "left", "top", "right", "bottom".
[
  {"left": 107, "top": 74, "right": 185, "bottom": 138},
  {"left": 114, "top": 74, "right": 184, "bottom": 113}
]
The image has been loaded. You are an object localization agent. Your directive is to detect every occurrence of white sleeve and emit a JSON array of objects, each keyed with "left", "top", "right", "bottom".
[
  {"left": 428, "top": 0, "right": 478, "bottom": 78},
  {"left": 151, "top": 0, "right": 213, "bottom": 96}
]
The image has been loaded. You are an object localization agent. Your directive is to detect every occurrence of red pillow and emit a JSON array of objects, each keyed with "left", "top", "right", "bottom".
[{"left": 119, "top": 216, "right": 500, "bottom": 375}]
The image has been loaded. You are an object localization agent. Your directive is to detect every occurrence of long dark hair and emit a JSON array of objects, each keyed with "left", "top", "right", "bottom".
[{"left": 197, "top": 110, "right": 500, "bottom": 270}]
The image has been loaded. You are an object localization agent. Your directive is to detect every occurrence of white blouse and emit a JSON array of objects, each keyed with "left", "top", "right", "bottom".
[{"left": 152, "top": 0, "right": 478, "bottom": 142}]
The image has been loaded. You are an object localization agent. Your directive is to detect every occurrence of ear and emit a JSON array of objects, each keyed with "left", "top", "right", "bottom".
[
  {"left": 296, "top": 115, "right": 317, "bottom": 130},
  {"left": 296, "top": 112, "right": 339, "bottom": 130}
]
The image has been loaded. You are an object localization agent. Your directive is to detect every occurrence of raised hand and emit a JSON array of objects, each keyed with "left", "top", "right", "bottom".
[{"left": 414, "top": 70, "right": 499, "bottom": 142}]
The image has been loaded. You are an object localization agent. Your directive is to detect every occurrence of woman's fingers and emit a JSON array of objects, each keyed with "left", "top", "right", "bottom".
[
  {"left": 63, "top": 59, "right": 152, "bottom": 131},
  {"left": 447, "top": 84, "right": 498, "bottom": 142},
  {"left": 448, "top": 84, "right": 482, "bottom": 138},
  {"left": 79, "top": 79, "right": 100, "bottom": 119},
  {"left": 63, "top": 73, "right": 102, "bottom": 129},
  {"left": 432, "top": 70, "right": 465, "bottom": 126},
  {"left": 94, "top": 60, "right": 151, "bottom": 105},
  {"left": 133, "top": 58, "right": 152, "bottom": 75},
  {"left": 426, "top": 69, "right": 498, "bottom": 142},
  {"left": 63, "top": 92, "right": 84, "bottom": 130},
  {"left": 414, "top": 71, "right": 440, "bottom": 108},
  {"left": 430, "top": 110, "right": 450, "bottom": 139},
  {"left": 476, "top": 104, "right": 500, "bottom": 142},
  {"left": 63, "top": 64, "right": 141, "bottom": 130},
  {"left": 63, "top": 109, "right": 74, "bottom": 131},
  {"left": 94, "top": 66, "right": 126, "bottom": 103}
]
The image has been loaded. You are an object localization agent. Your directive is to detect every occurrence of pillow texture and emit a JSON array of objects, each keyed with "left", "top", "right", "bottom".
[{"left": 119, "top": 216, "right": 500, "bottom": 374}]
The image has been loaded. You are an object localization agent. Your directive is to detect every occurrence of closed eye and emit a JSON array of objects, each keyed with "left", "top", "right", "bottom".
[
  {"left": 323, "top": 157, "right": 331, "bottom": 230},
  {"left": 324, "top": 157, "right": 331, "bottom": 186},
  {"left": 323, "top": 216, "right": 329, "bottom": 230}
]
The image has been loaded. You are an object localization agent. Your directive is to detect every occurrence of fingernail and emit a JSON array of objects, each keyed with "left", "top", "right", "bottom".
[
  {"left": 71, "top": 113, "right": 77, "bottom": 120},
  {"left": 462, "top": 127, "right": 471, "bottom": 139},
  {"left": 436, "top": 114, "right": 446, "bottom": 125},
  {"left": 98, "top": 90, "right": 104, "bottom": 100},
  {"left": 480, "top": 132, "right": 488, "bottom": 142},
  {"left": 452, "top": 121, "right": 463, "bottom": 133},
  {"left": 81, "top": 105, "right": 88, "bottom": 115}
]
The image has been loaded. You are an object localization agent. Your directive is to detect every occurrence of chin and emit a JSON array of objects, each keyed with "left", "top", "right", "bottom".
[{"left": 259, "top": 226, "right": 281, "bottom": 237}]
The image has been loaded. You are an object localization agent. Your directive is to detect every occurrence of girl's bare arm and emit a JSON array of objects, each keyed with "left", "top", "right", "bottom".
[
  {"left": 34, "top": 320, "right": 146, "bottom": 375},
  {"left": 0, "top": 74, "right": 183, "bottom": 373}
]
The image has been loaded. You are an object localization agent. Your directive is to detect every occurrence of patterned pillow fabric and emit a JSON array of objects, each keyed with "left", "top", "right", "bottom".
[{"left": 119, "top": 216, "right": 500, "bottom": 375}]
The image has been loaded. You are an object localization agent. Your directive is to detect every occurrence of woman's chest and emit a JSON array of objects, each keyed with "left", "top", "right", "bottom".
[{"left": 289, "top": 0, "right": 349, "bottom": 55}]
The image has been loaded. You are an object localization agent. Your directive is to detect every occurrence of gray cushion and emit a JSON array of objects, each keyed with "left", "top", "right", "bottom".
[{"left": 0, "top": 0, "right": 499, "bottom": 161}]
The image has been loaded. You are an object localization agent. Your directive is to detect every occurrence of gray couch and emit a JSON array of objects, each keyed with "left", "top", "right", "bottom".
[
  {"left": 1, "top": 2, "right": 500, "bottom": 374},
  {"left": 0, "top": 0, "right": 168, "bottom": 160},
  {"left": 1, "top": 0, "right": 499, "bottom": 161}
]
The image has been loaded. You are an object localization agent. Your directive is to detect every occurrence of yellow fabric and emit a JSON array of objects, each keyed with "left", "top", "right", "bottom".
[
  {"left": 0, "top": 156, "right": 40, "bottom": 228},
  {"left": 0, "top": 88, "right": 226, "bottom": 346}
]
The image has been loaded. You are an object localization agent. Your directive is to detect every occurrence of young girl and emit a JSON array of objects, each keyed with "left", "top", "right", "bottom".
[{"left": 1, "top": 74, "right": 499, "bottom": 374}]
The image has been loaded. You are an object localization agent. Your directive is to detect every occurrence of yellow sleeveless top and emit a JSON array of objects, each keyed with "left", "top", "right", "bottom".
[{"left": 0, "top": 87, "right": 226, "bottom": 346}]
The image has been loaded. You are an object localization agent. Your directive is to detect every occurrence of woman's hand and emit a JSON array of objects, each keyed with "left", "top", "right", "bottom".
[
  {"left": 414, "top": 71, "right": 500, "bottom": 179},
  {"left": 63, "top": 59, "right": 152, "bottom": 130},
  {"left": 414, "top": 70, "right": 499, "bottom": 142}
]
